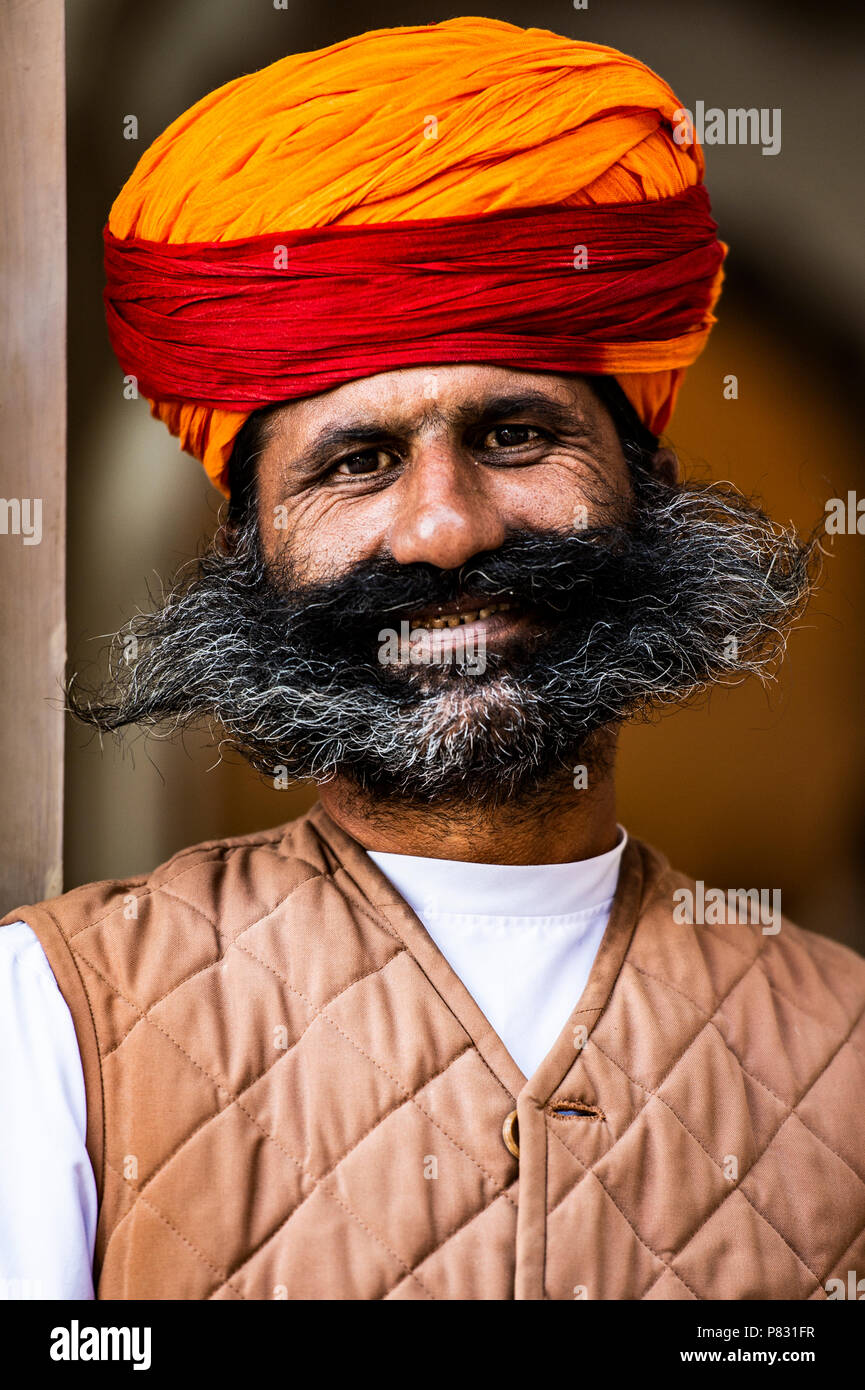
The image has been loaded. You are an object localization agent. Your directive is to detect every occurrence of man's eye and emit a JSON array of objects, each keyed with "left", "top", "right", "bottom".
[
  {"left": 333, "top": 449, "right": 394, "bottom": 478},
  {"left": 481, "top": 425, "right": 541, "bottom": 449}
]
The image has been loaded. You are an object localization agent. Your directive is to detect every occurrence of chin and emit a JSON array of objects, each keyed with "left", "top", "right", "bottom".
[{"left": 336, "top": 678, "right": 600, "bottom": 807}]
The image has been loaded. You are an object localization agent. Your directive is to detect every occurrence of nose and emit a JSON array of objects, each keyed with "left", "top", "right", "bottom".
[{"left": 388, "top": 443, "right": 506, "bottom": 569}]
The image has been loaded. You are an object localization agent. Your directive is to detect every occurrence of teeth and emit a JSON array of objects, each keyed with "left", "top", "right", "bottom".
[{"left": 409, "top": 600, "right": 515, "bottom": 629}]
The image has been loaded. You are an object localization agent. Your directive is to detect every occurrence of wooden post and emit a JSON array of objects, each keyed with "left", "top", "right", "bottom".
[{"left": 0, "top": 0, "right": 66, "bottom": 908}]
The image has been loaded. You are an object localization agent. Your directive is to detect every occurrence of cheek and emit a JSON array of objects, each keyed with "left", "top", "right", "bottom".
[
  {"left": 260, "top": 488, "right": 395, "bottom": 582},
  {"left": 499, "top": 457, "right": 630, "bottom": 529}
]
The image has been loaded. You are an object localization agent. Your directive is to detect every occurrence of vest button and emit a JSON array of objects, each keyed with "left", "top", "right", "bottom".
[{"left": 502, "top": 1109, "right": 520, "bottom": 1159}]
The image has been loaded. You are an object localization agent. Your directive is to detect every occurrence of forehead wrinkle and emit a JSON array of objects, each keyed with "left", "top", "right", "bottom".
[
  {"left": 297, "top": 401, "right": 447, "bottom": 456},
  {"left": 416, "top": 400, "right": 448, "bottom": 431},
  {"left": 394, "top": 389, "right": 602, "bottom": 445},
  {"left": 322, "top": 386, "right": 585, "bottom": 438}
]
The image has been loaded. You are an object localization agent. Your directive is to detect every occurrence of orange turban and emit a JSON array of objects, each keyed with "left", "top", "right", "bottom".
[{"left": 107, "top": 17, "right": 726, "bottom": 496}]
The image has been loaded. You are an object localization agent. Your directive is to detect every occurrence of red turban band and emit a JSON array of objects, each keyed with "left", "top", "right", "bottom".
[{"left": 104, "top": 185, "right": 724, "bottom": 413}]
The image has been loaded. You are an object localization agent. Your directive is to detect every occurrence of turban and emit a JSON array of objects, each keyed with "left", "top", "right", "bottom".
[{"left": 105, "top": 17, "right": 726, "bottom": 497}]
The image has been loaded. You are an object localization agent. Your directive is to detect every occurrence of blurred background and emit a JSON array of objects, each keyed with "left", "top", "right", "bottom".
[{"left": 64, "top": 0, "right": 865, "bottom": 948}]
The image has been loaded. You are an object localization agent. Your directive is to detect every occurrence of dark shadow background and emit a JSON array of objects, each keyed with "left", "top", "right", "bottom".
[{"left": 65, "top": 0, "right": 865, "bottom": 949}]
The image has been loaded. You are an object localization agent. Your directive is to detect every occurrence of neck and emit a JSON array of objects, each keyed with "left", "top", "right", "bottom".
[{"left": 318, "top": 733, "right": 620, "bottom": 866}]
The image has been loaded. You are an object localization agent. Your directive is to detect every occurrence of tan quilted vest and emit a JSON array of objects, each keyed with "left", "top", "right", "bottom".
[{"left": 5, "top": 802, "right": 865, "bottom": 1300}]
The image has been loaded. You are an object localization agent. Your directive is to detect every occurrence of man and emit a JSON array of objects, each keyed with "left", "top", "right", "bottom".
[{"left": 2, "top": 17, "right": 863, "bottom": 1301}]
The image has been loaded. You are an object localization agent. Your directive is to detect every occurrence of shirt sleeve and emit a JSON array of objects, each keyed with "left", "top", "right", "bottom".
[{"left": 0, "top": 921, "right": 98, "bottom": 1300}]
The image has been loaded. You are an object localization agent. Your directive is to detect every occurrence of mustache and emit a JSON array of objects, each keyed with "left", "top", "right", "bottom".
[
  {"left": 266, "top": 522, "right": 656, "bottom": 638},
  {"left": 65, "top": 473, "right": 820, "bottom": 804}
]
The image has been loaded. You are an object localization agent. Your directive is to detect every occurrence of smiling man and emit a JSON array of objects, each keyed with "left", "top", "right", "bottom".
[{"left": 3, "top": 17, "right": 865, "bottom": 1302}]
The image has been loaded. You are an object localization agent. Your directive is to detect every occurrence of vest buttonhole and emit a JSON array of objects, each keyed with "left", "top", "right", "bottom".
[{"left": 548, "top": 1100, "right": 605, "bottom": 1121}]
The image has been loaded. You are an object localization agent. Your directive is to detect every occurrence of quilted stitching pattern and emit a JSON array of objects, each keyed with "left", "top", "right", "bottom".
[
  {"left": 542, "top": 907, "right": 865, "bottom": 1299},
  {"left": 54, "top": 823, "right": 520, "bottom": 1299},
  {"left": 11, "top": 811, "right": 865, "bottom": 1300}
]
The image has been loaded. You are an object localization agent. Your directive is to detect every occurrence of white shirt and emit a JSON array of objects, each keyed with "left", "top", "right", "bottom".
[
  {"left": 369, "top": 826, "right": 626, "bottom": 1078},
  {"left": 0, "top": 825, "right": 625, "bottom": 1298},
  {"left": 0, "top": 921, "right": 98, "bottom": 1299}
]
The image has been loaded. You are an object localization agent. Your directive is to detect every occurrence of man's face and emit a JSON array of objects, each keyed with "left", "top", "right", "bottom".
[
  {"left": 69, "top": 364, "right": 812, "bottom": 807},
  {"left": 255, "top": 363, "right": 634, "bottom": 604}
]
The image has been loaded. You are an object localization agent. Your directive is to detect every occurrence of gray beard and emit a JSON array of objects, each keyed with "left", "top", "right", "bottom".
[{"left": 66, "top": 470, "right": 818, "bottom": 808}]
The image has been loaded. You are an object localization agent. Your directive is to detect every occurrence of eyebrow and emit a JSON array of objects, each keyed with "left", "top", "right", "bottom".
[
  {"left": 288, "top": 388, "right": 601, "bottom": 479},
  {"left": 453, "top": 391, "right": 601, "bottom": 443}
]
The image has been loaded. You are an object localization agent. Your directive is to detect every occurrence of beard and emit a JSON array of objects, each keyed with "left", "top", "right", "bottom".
[{"left": 67, "top": 468, "right": 817, "bottom": 807}]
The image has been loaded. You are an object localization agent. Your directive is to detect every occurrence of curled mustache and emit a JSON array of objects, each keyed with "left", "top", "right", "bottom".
[{"left": 66, "top": 473, "right": 819, "bottom": 804}]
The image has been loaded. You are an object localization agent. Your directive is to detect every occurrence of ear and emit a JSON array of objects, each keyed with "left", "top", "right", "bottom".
[{"left": 648, "top": 445, "right": 680, "bottom": 487}]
